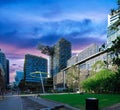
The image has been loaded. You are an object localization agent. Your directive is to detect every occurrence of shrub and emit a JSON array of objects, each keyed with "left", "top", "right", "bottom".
[{"left": 81, "top": 69, "right": 114, "bottom": 93}]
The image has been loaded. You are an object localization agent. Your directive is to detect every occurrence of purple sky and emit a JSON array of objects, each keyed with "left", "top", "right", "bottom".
[{"left": 0, "top": 0, "right": 117, "bottom": 82}]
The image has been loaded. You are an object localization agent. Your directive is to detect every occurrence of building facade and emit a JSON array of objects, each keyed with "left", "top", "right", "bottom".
[
  {"left": 24, "top": 54, "right": 47, "bottom": 83},
  {"left": 38, "top": 38, "right": 71, "bottom": 77},
  {"left": 67, "top": 44, "right": 99, "bottom": 67},
  {"left": 0, "top": 49, "right": 7, "bottom": 76},
  {"left": 53, "top": 44, "right": 107, "bottom": 89},
  {"left": 0, "top": 49, "right": 9, "bottom": 88},
  {"left": 67, "top": 55, "right": 78, "bottom": 67},
  {"left": 53, "top": 2, "right": 120, "bottom": 90},
  {"left": 15, "top": 71, "right": 24, "bottom": 86},
  {"left": 52, "top": 38, "right": 71, "bottom": 76},
  {"left": 107, "top": 4, "right": 120, "bottom": 47},
  {"left": 6, "top": 59, "right": 9, "bottom": 85}
]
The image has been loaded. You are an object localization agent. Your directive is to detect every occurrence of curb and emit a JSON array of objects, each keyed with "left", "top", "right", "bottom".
[
  {"left": 29, "top": 96, "right": 80, "bottom": 110},
  {"left": 42, "top": 98, "right": 80, "bottom": 110}
]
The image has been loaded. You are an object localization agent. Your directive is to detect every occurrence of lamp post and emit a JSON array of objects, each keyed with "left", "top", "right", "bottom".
[
  {"left": 30, "top": 71, "right": 46, "bottom": 93},
  {"left": 39, "top": 72, "right": 45, "bottom": 93}
]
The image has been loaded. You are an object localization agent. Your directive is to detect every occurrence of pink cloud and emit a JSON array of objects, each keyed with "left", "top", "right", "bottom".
[
  {"left": 0, "top": 43, "right": 49, "bottom": 82},
  {"left": 10, "top": 71, "right": 16, "bottom": 82}
]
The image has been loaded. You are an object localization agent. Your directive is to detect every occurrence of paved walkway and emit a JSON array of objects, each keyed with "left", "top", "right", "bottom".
[
  {"left": 28, "top": 96, "right": 64, "bottom": 109},
  {"left": 102, "top": 103, "right": 120, "bottom": 110},
  {"left": 0, "top": 94, "right": 23, "bottom": 110},
  {"left": 0, "top": 94, "right": 78, "bottom": 110},
  {"left": 21, "top": 96, "right": 47, "bottom": 110}
]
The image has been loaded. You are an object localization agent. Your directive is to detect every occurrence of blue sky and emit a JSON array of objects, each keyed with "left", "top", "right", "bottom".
[{"left": 0, "top": 0, "right": 117, "bottom": 82}]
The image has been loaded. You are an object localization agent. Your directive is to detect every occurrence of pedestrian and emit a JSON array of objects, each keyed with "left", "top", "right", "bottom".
[{"left": 0, "top": 68, "right": 5, "bottom": 100}]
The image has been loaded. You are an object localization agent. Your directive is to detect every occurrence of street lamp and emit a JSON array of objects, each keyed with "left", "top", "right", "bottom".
[{"left": 30, "top": 71, "right": 46, "bottom": 93}]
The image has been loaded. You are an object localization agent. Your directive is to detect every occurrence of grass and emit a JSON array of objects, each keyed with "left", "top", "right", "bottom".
[{"left": 40, "top": 93, "right": 120, "bottom": 110}]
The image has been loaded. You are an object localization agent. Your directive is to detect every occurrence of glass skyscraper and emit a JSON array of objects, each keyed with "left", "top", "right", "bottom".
[
  {"left": 24, "top": 54, "right": 47, "bottom": 83},
  {"left": 0, "top": 49, "right": 9, "bottom": 86},
  {"left": 0, "top": 49, "right": 7, "bottom": 76},
  {"left": 15, "top": 71, "right": 24, "bottom": 86},
  {"left": 52, "top": 38, "right": 71, "bottom": 76},
  {"left": 38, "top": 38, "right": 71, "bottom": 76}
]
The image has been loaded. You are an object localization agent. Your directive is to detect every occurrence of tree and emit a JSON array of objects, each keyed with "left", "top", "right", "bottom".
[
  {"left": 81, "top": 69, "right": 114, "bottom": 93},
  {"left": 112, "top": 68, "right": 120, "bottom": 93},
  {"left": 108, "top": 36, "right": 120, "bottom": 67},
  {"left": 110, "top": 9, "right": 115, "bottom": 15},
  {"left": 18, "top": 79, "right": 26, "bottom": 91},
  {"left": 108, "top": 15, "right": 120, "bottom": 67},
  {"left": 0, "top": 75, "right": 5, "bottom": 89},
  {"left": 0, "top": 71, "right": 5, "bottom": 98}
]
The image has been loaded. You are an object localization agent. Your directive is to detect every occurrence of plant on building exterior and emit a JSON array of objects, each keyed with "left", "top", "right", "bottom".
[
  {"left": 66, "top": 65, "right": 80, "bottom": 91},
  {"left": 91, "top": 60, "right": 106, "bottom": 75}
]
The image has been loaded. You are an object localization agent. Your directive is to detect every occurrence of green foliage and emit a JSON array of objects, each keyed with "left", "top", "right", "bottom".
[
  {"left": 18, "top": 79, "right": 26, "bottom": 91},
  {"left": 110, "top": 68, "right": 120, "bottom": 92},
  {"left": 91, "top": 61, "right": 106, "bottom": 75},
  {"left": 66, "top": 65, "right": 79, "bottom": 90},
  {"left": 111, "top": 9, "right": 115, "bottom": 15},
  {"left": 82, "top": 69, "right": 117, "bottom": 93},
  {"left": 108, "top": 36, "right": 120, "bottom": 67}
]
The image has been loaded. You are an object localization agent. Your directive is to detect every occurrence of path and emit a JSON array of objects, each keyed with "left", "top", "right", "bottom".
[{"left": 0, "top": 94, "right": 23, "bottom": 110}]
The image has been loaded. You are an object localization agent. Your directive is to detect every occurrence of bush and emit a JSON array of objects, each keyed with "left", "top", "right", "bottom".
[{"left": 81, "top": 69, "right": 115, "bottom": 93}]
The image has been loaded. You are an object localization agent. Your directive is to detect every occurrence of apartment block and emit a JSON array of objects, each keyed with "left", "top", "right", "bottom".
[{"left": 107, "top": 6, "right": 120, "bottom": 47}]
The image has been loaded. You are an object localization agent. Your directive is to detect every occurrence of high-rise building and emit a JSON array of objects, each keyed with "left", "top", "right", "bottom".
[
  {"left": 6, "top": 59, "right": 9, "bottom": 85},
  {"left": 107, "top": 1, "right": 120, "bottom": 47},
  {"left": 15, "top": 71, "right": 24, "bottom": 86},
  {"left": 0, "top": 49, "right": 7, "bottom": 75},
  {"left": 0, "top": 49, "right": 9, "bottom": 88},
  {"left": 24, "top": 54, "right": 47, "bottom": 83},
  {"left": 38, "top": 38, "right": 71, "bottom": 76},
  {"left": 52, "top": 38, "right": 71, "bottom": 75}
]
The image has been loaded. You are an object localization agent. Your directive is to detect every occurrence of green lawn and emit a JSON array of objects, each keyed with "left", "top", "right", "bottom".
[{"left": 40, "top": 93, "right": 120, "bottom": 110}]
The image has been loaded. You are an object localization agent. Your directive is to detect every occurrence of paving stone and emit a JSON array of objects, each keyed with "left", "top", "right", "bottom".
[{"left": 21, "top": 97, "right": 46, "bottom": 110}]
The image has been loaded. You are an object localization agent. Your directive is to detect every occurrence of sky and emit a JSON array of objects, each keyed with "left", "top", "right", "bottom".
[{"left": 0, "top": 0, "right": 117, "bottom": 82}]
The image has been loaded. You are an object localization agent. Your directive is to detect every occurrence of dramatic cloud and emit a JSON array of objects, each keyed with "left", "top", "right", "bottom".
[
  {"left": 0, "top": 0, "right": 117, "bottom": 82},
  {"left": 0, "top": 18, "right": 107, "bottom": 55}
]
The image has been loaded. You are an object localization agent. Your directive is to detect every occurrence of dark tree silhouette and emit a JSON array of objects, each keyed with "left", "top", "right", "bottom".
[{"left": 0, "top": 69, "right": 5, "bottom": 98}]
